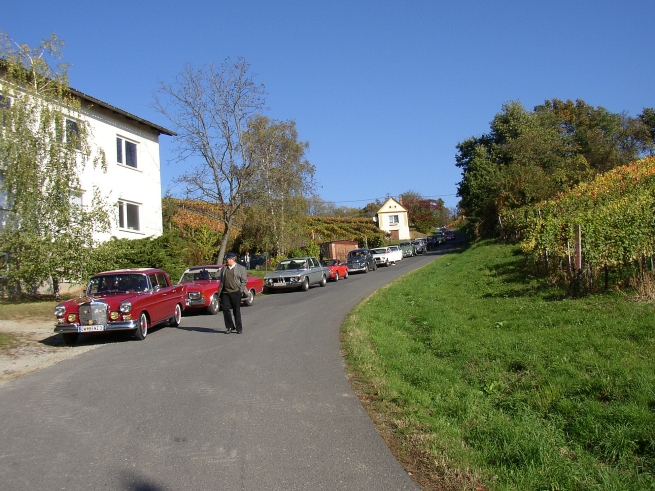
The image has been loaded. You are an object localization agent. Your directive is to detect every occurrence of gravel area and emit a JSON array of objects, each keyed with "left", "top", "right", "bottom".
[{"left": 0, "top": 319, "right": 100, "bottom": 385}]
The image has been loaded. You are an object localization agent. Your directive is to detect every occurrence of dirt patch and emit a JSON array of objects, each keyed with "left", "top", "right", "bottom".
[{"left": 0, "top": 318, "right": 101, "bottom": 385}]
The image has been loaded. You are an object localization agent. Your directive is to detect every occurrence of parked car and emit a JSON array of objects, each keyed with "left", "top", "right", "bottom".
[
  {"left": 347, "top": 248, "right": 377, "bottom": 273},
  {"left": 443, "top": 229, "right": 455, "bottom": 240},
  {"left": 54, "top": 268, "right": 186, "bottom": 345},
  {"left": 388, "top": 245, "right": 403, "bottom": 263},
  {"left": 179, "top": 265, "right": 264, "bottom": 314},
  {"left": 433, "top": 232, "right": 446, "bottom": 246},
  {"left": 399, "top": 242, "right": 417, "bottom": 257},
  {"left": 238, "top": 254, "right": 268, "bottom": 269},
  {"left": 263, "top": 257, "right": 328, "bottom": 292},
  {"left": 412, "top": 238, "right": 427, "bottom": 254},
  {"left": 320, "top": 259, "right": 349, "bottom": 281},
  {"left": 371, "top": 247, "right": 394, "bottom": 267}
]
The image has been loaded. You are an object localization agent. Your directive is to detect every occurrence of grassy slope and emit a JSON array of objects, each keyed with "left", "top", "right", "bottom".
[{"left": 342, "top": 240, "right": 655, "bottom": 490}]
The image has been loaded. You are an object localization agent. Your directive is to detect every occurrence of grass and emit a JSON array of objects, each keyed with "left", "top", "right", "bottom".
[
  {"left": 342, "top": 239, "right": 655, "bottom": 490},
  {"left": 0, "top": 298, "right": 60, "bottom": 320}
]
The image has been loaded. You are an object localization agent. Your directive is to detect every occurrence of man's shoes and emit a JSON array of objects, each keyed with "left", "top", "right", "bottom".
[
  {"left": 235, "top": 331, "right": 242, "bottom": 334},
  {"left": 225, "top": 328, "right": 234, "bottom": 333}
]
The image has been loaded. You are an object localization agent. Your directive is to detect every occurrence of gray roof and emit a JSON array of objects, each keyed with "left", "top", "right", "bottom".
[{"left": 70, "top": 87, "right": 176, "bottom": 136}]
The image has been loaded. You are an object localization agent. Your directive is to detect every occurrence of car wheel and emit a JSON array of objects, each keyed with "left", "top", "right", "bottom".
[
  {"left": 169, "top": 303, "right": 182, "bottom": 327},
  {"left": 207, "top": 294, "right": 220, "bottom": 314},
  {"left": 134, "top": 312, "right": 148, "bottom": 340},
  {"left": 364, "top": 264, "right": 369, "bottom": 273},
  {"left": 244, "top": 289, "right": 255, "bottom": 306},
  {"left": 301, "top": 277, "right": 310, "bottom": 291},
  {"left": 373, "top": 263, "right": 377, "bottom": 271},
  {"left": 333, "top": 271, "right": 339, "bottom": 282},
  {"left": 62, "top": 333, "right": 79, "bottom": 346},
  {"left": 385, "top": 259, "right": 389, "bottom": 267},
  {"left": 344, "top": 269, "right": 349, "bottom": 279},
  {"left": 320, "top": 275, "right": 327, "bottom": 287}
]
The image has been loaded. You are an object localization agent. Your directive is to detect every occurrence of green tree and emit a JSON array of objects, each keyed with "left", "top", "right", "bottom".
[
  {"left": 0, "top": 32, "right": 110, "bottom": 296},
  {"left": 240, "top": 115, "right": 315, "bottom": 256}
]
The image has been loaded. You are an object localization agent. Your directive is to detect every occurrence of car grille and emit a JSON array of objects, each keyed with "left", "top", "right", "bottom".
[{"left": 79, "top": 301, "right": 108, "bottom": 326}]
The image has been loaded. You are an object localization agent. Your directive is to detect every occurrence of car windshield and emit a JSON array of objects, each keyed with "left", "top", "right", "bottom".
[
  {"left": 349, "top": 251, "right": 364, "bottom": 259},
  {"left": 88, "top": 274, "right": 149, "bottom": 295},
  {"left": 371, "top": 248, "right": 386, "bottom": 254},
  {"left": 276, "top": 260, "right": 307, "bottom": 271},
  {"left": 179, "top": 267, "right": 221, "bottom": 282},
  {"left": 321, "top": 260, "right": 338, "bottom": 266}
]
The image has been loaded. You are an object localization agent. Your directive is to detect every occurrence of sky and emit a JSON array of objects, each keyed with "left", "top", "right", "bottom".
[{"left": 3, "top": 1, "right": 654, "bottom": 211}]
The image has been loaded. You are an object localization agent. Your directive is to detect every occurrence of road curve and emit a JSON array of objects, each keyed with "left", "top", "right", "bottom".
[{"left": 0, "top": 244, "right": 458, "bottom": 490}]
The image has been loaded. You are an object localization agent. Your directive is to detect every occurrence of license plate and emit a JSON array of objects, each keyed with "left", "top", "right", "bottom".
[
  {"left": 79, "top": 325, "right": 104, "bottom": 332},
  {"left": 273, "top": 283, "right": 288, "bottom": 287}
]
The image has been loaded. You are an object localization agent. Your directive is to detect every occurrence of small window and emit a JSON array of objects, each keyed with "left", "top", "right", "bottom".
[
  {"left": 116, "top": 137, "right": 138, "bottom": 168},
  {"left": 155, "top": 273, "right": 169, "bottom": 287},
  {"left": 66, "top": 119, "right": 81, "bottom": 150},
  {"left": 118, "top": 200, "right": 140, "bottom": 231},
  {"left": 389, "top": 215, "right": 399, "bottom": 224}
]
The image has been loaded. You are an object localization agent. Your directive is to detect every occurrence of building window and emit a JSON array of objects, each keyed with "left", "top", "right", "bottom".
[
  {"left": 118, "top": 200, "right": 140, "bottom": 231},
  {"left": 389, "top": 215, "right": 399, "bottom": 225},
  {"left": 117, "top": 137, "right": 138, "bottom": 168},
  {"left": 66, "top": 119, "right": 81, "bottom": 149}
]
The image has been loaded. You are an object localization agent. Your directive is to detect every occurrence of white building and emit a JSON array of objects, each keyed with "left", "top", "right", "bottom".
[
  {"left": 72, "top": 88, "right": 174, "bottom": 241},
  {"left": 375, "top": 197, "right": 410, "bottom": 241}
]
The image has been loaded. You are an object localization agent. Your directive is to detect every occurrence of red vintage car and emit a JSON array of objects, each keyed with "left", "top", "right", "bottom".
[
  {"left": 54, "top": 268, "right": 186, "bottom": 345},
  {"left": 179, "top": 265, "right": 264, "bottom": 314},
  {"left": 320, "top": 259, "right": 349, "bottom": 281}
]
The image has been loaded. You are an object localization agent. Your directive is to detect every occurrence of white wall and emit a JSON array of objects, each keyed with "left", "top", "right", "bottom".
[{"left": 78, "top": 102, "right": 164, "bottom": 241}]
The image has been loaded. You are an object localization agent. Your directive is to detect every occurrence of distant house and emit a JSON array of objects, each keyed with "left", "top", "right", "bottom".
[
  {"left": 375, "top": 197, "right": 410, "bottom": 241},
  {"left": 72, "top": 88, "right": 175, "bottom": 241},
  {"left": 319, "top": 240, "right": 359, "bottom": 263}
]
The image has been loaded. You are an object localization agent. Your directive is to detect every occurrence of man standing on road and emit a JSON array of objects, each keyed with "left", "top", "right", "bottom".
[{"left": 218, "top": 252, "right": 248, "bottom": 334}]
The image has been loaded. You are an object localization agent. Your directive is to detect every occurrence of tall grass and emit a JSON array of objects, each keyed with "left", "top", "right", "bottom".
[{"left": 342, "top": 240, "right": 655, "bottom": 490}]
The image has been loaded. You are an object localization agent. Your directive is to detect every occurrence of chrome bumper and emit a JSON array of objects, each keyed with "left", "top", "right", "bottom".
[{"left": 54, "top": 320, "right": 138, "bottom": 333}]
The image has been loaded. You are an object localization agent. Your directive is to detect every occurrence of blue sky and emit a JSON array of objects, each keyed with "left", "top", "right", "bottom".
[{"left": 4, "top": 1, "right": 654, "bottom": 211}]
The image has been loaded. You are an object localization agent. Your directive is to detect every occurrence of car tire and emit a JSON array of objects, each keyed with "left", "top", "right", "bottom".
[
  {"left": 385, "top": 259, "right": 389, "bottom": 267},
  {"left": 320, "top": 275, "right": 326, "bottom": 287},
  {"left": 134, "top": 312, "right": 148, "bottom": 340},
  {"left": 62, "top": 333, "right": 79, "bottom": 346},
  {"left": 334, "top": 272, "right": 339, "bottom": 282},
  {"left": 373, "top": 263, "right": 377, "bottom": 271},
  {"left": 344, "top": 269, "right": 349, "bottom": 279},
  {"left": 244, "top": 289, "right": 255, "bottom": 306},
  {"left": 364, "top": 264, "right": 369, "bottom": 273},
  {"left": 263, "top": 286, "right": 272, "bottom": 294},
  {"left": 301, "top": 277, "right": 310, "bottom": 291},
  {"left": 169, "top": 303, "right": 182, "bottom": 327},
  {"left": 207, "top": 294, "right": 220, "bottom": 315}
]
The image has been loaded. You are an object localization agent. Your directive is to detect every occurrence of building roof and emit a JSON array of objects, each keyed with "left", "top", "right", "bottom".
[
  {"left": 376, "top": 197, "right": 408, "bottom": 214},
  {"left": 71, "top": 87, "right": 176, "bottom": 136}
]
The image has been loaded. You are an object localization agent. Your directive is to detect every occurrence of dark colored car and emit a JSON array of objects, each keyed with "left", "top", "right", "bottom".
[
  {"left": 347, "top": 248, "right": 377, "bottom": 273},
  {"left": 238, "top": 254, "right": 268, "bottom": 269},
  {"left": 179, "top": 265, "right": 264, "bottom": 314},
  {"left": 54, "top": 268, "right": 186, "bottom": 345}
]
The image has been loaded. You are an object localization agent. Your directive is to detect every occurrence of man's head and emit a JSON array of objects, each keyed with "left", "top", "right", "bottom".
[{"left": 225, "top": 252, "right": 236, "bottom": 265}]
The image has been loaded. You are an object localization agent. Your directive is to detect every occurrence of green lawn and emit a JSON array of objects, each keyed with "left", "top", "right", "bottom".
[{"left": 342, "top": 239, "right": 655, "bottom": 490}]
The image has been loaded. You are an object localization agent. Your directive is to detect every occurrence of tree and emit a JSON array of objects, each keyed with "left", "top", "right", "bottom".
[
  {"left": 0, "top": 31, "right": 111, "bottom": 296},
  {"left": 153, "top": 58, "right": 267, "bottom": 263},
  {"left": 241, "top": 115, "right": 315, "bottom": 256},
  {"left": 400, "top": 191, "right": 442, "bottom": 233}
]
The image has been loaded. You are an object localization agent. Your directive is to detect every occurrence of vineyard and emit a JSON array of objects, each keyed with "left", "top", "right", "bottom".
[
  {"left": 306, "top": 216, "right": 386, "bottom": 248},
  {"left": 501, "top": 156, "right": 655, "bottom": 289}
]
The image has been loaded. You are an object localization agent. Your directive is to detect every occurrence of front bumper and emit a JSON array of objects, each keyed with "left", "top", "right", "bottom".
[
  {"left": 54, "top": 320, "right": 138, "bottom": 334},
  {"left": 347, "top": 263, "right": 368, "bottom": 272}
]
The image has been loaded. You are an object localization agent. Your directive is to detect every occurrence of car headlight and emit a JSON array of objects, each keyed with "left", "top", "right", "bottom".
[
  {"left": 120, "top": 301, "right": 132, "bottom": 313},
  {"left": 188, "top": 292, "right": 201, "bottom": 300},
  {"left": 54, "top": 304, "right": 66, "bottom": 317}
]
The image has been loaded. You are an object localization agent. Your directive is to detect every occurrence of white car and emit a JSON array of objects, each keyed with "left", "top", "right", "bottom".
[
  {"left": 388, "top": 246, "right": 403, "bottom": 263},
  {"left": 371, "top": 247, "right": 399, "bottom": 266}
]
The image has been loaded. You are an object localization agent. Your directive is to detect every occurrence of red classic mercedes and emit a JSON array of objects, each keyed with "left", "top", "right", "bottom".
[
  {"left": 179, "top": 265, "right": 264, "bottom": 314},
  {"left": 54, "top": 268, "right": 186, "bottom": 345}
]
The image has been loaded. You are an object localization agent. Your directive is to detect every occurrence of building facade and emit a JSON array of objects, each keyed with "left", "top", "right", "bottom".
[{"left": 375, "top": 197, "right": 410, "bottom": 241}]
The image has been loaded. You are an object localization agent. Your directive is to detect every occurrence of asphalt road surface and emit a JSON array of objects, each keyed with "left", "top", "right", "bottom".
[{"left": 0, "top": 243, "right": 458, "bottom": 490}]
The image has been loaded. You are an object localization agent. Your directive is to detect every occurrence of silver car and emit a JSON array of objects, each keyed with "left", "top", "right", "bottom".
[{"left": 263, "top": 257, "right": 328, "bottom": 292}]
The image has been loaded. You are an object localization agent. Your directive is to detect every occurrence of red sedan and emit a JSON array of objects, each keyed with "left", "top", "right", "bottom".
[
  {"left": 54, "top": 268, "right": 186, "bottom": 345},
  {"left": 320, "top": 259, "right": 349, "bottom": 281},
  {"left": 179, "top": 265, "right": 264, "bottom": 314}
]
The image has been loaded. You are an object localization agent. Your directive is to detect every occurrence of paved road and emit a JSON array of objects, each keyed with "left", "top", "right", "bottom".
[{"left": 0, "top": 244, "right": 457, "bottom": 490}]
